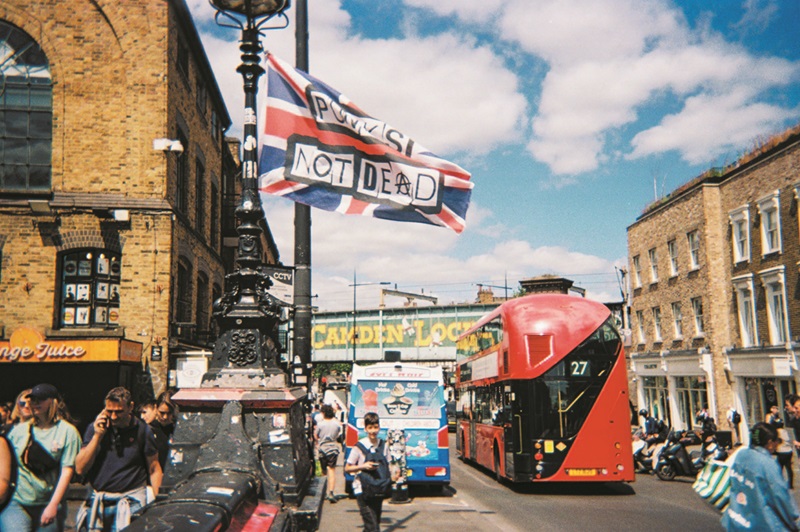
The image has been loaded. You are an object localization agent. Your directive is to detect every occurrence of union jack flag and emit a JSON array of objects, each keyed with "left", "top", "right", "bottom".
[{"left": 258, "top": 54, "right": 473, "bottom": 233}]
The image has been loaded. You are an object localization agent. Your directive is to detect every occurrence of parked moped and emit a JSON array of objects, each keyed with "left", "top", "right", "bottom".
[{"left": 654, "top": 429, "right": 726, "bottom": 481}]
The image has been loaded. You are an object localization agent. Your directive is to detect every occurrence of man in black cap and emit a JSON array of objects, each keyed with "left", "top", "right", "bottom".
[{"left": 75, "top": 386, "right": 161, "bottom": 531}]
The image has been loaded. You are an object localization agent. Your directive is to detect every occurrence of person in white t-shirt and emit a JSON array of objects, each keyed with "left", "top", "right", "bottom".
[
  {"left": 315, "top": 404, "right": 342, "bottom": 503},
  {"left": 345, "top": 412, "right": 398, "bottom": 532}
]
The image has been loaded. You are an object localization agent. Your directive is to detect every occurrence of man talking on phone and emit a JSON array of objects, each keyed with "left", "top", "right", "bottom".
[{"left": 75, "top": 387, "right": 162, "bottom": 531}]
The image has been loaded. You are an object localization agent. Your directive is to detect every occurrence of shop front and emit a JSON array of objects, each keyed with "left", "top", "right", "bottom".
[
  {"left": 724, "top": 347, "right": 798, "bottom": 435},
  {"left": 0, "top": 326, "right": 143, "bottom": 434},
  {"left": 630, "top": 349, "right": 713, "bottom": 430}
]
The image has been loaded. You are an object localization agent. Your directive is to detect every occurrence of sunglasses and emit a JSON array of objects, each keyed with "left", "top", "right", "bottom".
[{"left": 18, "top": 401, "right": 29, "bottom": 407}]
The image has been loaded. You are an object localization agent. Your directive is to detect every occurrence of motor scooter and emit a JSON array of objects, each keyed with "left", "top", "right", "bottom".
[
  {"left": 633, "top": 431, "right": 666, "bottom": 473},
  {"left": 654, "top": 429, "right": 726, "bottom": 481}
]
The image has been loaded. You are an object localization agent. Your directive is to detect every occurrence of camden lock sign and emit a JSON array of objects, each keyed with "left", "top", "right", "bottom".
[
  {"left": 310, "top": 304, "right": 497, "bottom": 363},
  {"left": 0, "top": 327, "right": 142, "bottom": 363}
]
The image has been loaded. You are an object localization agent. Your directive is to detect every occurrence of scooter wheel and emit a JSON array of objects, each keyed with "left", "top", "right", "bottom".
[{"left": 656, "top": 463, "right": 677, "bottom": 481}]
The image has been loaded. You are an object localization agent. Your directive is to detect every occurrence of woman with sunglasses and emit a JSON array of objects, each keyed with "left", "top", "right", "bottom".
[
  {"left": 9, "top": 389, "right": 34, "bottom": 427},
  {"left": 0, "top": 384, "right": 80, "bottom": 532}
]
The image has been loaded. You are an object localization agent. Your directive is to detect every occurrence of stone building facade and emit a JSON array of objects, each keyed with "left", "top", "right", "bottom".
[
  {"left": 0, "top": 0, "right": 280, "bottom": 428},
  {"left": 628, "top": 125, "right": 800, "bottom": 444}
]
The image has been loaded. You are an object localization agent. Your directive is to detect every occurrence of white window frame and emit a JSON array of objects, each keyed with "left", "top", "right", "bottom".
[
  {"left": 759, "top": 266, "right": 789, "bottom": 346},
  {"left": 649, "top": 248, "right": 658, "bottom": 284},
  {"left": 732, "top": 274, "right": 758, "bottom": 348},
  {"left": 729, "top": 206, "right": 750, "bottom": 263},
  {"left": 652, "top": 307, "right": 662, "bottom": 342},
  {"left": 667, "top": 240, "right": 678, "bottom": 277},
  {"left": 757, "top": 191, "right": 782, "bottom": 255},
  {"left": 687, "top": 230, "right": 700, "bottom": 270},
  {"left": 691, "top": 297, "right": 704, "bottom": 337},
  {"left": 671, "top": 302, "right": 683, "bottom": 339},
  {"left": 632, "top": 255, "right": 642, "bottom": 288},
  {"left": 636, "top": 310, "right": 645, "bottom": 344}
]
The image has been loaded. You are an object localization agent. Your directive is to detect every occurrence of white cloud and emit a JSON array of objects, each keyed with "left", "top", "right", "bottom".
[{"left": 629, "top": 89, "right": 796, "bottom": 164}]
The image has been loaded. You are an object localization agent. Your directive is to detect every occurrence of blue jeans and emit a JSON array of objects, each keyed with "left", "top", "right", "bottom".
[{"left": 0, "top": 499, "right": 66, "bottom": 532}]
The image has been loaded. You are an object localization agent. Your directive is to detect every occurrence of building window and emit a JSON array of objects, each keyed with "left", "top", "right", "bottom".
[
  {"left": 648, "top": 248, "right": 658, "bottom": 283},
  {"left": 671, "top": 302, "right": 683, "bottom": 339},
  {"left": 760, "top": 267, "right": 788, "bottom": 346},
  {"left": 196, "top": 272, "right": 209, "bottom": 333},
  {"left": 195, "top": 157, "right": 205, "bottom": 235},
  {"left": 687, "top": 230, "right": 700, "bottom": 270},
  {"left": 211, "top": 109, "right": 221, "bottom": 143},
  {"left": 195, "top": 78, "right": 207, "bottom": 116},
  {"left": 59, "top": 250, "right": 121, "bottom": 328},
  {"left": 757, "top": 191, "right": 781, "bottom": 255},
  {"left": 210, "top": 181, "right": 219, "bottom": 250},
  {"left": 729, "top": 206, "right": 750, "bottom": 263},
  {"left": 632, "top": 255, "right": 641, "bottom": 288},
  {"left": 652, "top": 307, "right": 662, "bottom": 342},
  {"left": 691, "top": 297, "right": 704, "bottom": 337},
  {"left": 635, "top": 310, "right": 645, "bottom": 344},
  {"left": 733, "top": 274, "right": 757, "bottom": 348},
  {"left": 0, "top": 21, "right": 52, "bottom": 194},
  {"left": 667, "top": 240, "right": 678, "bottom": 277},
  {"left": 176, "top": 259, "right": 193, "bottom": 323},
  {"left": 176, "top": 130, "right": 189, "bottom": 214},
  {"left": 177, "top": 38, "right": 189, "bottom": 79}
]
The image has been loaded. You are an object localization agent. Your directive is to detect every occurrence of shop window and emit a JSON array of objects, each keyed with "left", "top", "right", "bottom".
[
  {"left": 729, "top": 206, "right": 750, "bottom": 263},
  {"left": 671, "top": 302, "right": 683, "bottom": 339},
  {"left": 0, "top": 21, "right": 52, "bottom": 194},
  {"left": 652, "top": 307, "right": 662, "bottom": 342},
  {"left": 176, "top": 259, "right": 192, "bottom": 323},
  {"left": 733, "top": 274, "right": 757, "bottom": 348},
  {"left": 675, "top": 376, "right": 708, "bottom": 430},
  {"left": 635, "top": 310, "right": 645, "bottom": 344},
  {"left": 667, "top": 240, "right": 678, "bottom": 277},
  {"left": 632, "top": 255, "right": 641, "bottom": 288},
  {"left": 648, "top": 248, "right": 658, "bottom": 284},
  {"left": 641, "top": 376, "right": 670, "bottom": 426},
  {"left": 757, "top": 191, "right": 781, "bottom": 255},
  {"left": 760, "top": 267, "right": 788, "bottom": 346},
  {"left": 691, "top": 297, "right": 704, "bottom": 337},
  {"left": 58, "top": 250, "right": 121, "bottom": 328},
  {"left": 687, "top": 230, "right": 700, "bottom": 270},
  {"left": 744, "top": 378, "right": 796, "bottom": 429}
]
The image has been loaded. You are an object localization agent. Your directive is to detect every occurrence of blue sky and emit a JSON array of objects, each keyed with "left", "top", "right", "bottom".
[{"left": 189, "top": 0, "right": 800, "bottom": 311}]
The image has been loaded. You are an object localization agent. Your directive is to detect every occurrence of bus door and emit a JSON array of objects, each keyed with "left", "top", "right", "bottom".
[{"left": 469, "top": 389, "right": 478, "bottom": 460}]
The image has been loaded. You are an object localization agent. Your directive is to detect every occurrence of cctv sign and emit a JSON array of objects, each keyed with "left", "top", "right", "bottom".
[{"left": 264, "top": 265, "right": 294, "bottom": 306}]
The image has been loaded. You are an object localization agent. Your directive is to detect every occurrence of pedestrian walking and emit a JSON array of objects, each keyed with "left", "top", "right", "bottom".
[
  {"left": 0, "top": 384, "right": 81, "bottom": 532},
  {"left": 153, "top": 392, "right": 176, "bottom": 441},
  {"left": 722, "top": 422, "right": 800, "bottom": 531},
  {"left": 9, "top": 389, "right": 34, "bottom": 427},
  {"left": 344, "top": 412, "right": 399, "bottom": 532},
  {"left": 75, "top": 387, "right": 162, "bottom": 532},
  {"left": 0, "top": 429, "right": 16, "bottom": 512},
  {"left": 138, "top": 401, "right": 169, "bottom": 472},
  {"left": 315, "top": 404, "right": 341, "bottom": 503}
]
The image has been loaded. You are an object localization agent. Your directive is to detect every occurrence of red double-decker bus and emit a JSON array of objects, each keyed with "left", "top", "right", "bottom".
[{"left": 455, "top": 293, "right": 634, "bottom": 483}]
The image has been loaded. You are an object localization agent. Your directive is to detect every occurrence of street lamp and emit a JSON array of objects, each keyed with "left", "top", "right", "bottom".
[
  {"left": 349, "top": 271, "right": 390, "bottom": 363},
  {"left": 204, "top": 0, "right": 290, "bottom": 383}
]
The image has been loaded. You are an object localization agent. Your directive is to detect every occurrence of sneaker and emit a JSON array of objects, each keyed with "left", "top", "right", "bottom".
[{"left": 328, "top": 493, "right": 337, "bottom": 503}]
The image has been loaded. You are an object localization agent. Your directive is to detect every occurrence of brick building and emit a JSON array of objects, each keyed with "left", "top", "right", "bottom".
[
  {"left": 627, "top": 124, "right": 800, "bottom": 443},
  {"left": 0, "top": 0, "right": 280, "bottom": 428}
]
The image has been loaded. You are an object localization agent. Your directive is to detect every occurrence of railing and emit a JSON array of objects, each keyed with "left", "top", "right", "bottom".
[{"left": 170, "top": 322, "right": 214, "bottom": 347}]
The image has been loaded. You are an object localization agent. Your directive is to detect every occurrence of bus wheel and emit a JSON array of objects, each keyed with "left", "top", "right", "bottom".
[{"left": 493, "top": 447, "right": 502, "bottom": 482}]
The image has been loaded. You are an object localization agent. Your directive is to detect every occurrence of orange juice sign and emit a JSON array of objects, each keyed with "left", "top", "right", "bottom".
[{"left": 0, "top": 327, "right": 86, "bottom": 362}]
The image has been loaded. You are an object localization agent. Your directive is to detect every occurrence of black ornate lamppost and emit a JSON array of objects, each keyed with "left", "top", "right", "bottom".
[{"left": 204, "top": 0, "right": 290, "bottom": 387}]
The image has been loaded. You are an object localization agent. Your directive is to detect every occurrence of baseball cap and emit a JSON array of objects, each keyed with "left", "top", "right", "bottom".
[{"left": 27, "top": 383, "right": 59, "bottom": 401}]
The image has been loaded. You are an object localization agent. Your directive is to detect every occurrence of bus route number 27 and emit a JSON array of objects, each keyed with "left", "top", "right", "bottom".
[{"left": 570, "top": 360, "right": 590, "bottom": 377}]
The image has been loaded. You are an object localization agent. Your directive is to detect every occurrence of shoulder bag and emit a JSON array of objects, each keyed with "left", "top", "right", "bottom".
[{"left": 22, "top": 423, "right": 60, "bottom": 478}]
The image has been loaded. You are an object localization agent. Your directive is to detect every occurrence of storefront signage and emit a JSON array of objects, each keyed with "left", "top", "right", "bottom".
[
  {"left": 643, "top": 363, "right": 658, "bottom": 370},
  {"left": 151, "top": 345, "right": 163, "bottom": 362},
  {"left": 0, "top": 327, "right": 142, "bottom": 364}
]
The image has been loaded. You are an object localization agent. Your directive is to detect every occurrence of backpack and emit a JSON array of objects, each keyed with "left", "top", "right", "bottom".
[
  {"left": 356, "top": 439, "right": 392, "bottom": 499},
  {"left": 657, "top": 419, "right": 669, "bottom": 439}
]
